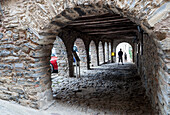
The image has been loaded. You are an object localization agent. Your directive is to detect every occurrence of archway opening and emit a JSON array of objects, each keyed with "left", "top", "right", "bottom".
[
  {"left": 116, "top": 42, "right": 133, "bottom": 63},
  {"left": 89, "top": 40, "right": 97, "bottom": 67},
  {"left": 99, "top": 41, "right": 104, "bottom": 65},
  {"left": 50, "top": 36, "right": 69, "bottom": 97},
  {"left": 105, "top": 42, "right": 109, "bottom": 63},
  {"left": 74, "top": 38, "right": 87, "bottom": 70}
]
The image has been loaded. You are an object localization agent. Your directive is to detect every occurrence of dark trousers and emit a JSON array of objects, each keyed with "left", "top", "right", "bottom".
[{"left": 119, "top": 57, "right": 123, "bottom": 63}]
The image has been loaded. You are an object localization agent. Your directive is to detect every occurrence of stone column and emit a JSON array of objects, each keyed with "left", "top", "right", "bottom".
[
  {"left": 111, "top": 41, "right": 114, "bottom": 63},
  {"left": 107, "top": 42, "right": 110, "bottom": 62},
  {"left": 96, "top": 43, "right": 100, "bottom": 66},
  {"left": 113, "top": 40, "right": 116, "bottom": 63},
  {"left": 85, "top": 42, "right": 90, "bottom": 70},
  {"left": 58, "top": 33, "right": 75, "bottom": 77},
  {"left": 102, "top": 42, "right": 105, "bottom": 63}
]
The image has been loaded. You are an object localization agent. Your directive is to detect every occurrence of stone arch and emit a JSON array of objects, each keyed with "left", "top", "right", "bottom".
[
  {"left": 0, "top": 1, "right": 169, "bottom": 114},
  {"left": 89, "top": 40, "right": 97, "bottom": 67},
  {"left": 99, "top": 41, "right": 104, "bottom": 65},
  {"left": 1, "top": 1, "right": 169, "bottom": 43},
  {"left": 74, "top": 38, "right": 87, "bottom": 69},
  {"left": 105, "top": 42, "right": 109, "bottom": 62},
  {"left": 116, "top": 42, "right": 133, "bottom": 63},
  {"left": 113, "top": 39, "right": 135, "bottom": 63},
  {"left": 52, "top": 36, "right": 69, "bottom": 77}
]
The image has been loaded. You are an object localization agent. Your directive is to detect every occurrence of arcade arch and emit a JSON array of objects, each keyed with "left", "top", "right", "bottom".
[
  {"left": 116, "top": 42, "right": 133, "bottom": 63},
  {"left": 89, "top": 40, "right": 97, "bottom": 67},
  {"left": 74, "top": 38, "right": 88, "bottom": 69},
  {"left": 99, "top": 41, "right": 104, "bottom": 65}
]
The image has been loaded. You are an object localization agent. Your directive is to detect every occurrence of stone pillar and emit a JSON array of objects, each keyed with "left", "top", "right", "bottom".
[
  {"left": 85, "top": 43, "right": 90, "bottom": 70},
  {"left": 96, "top": 43, "right": 100, "bottom": 66},
  {"left": 113, "top": 40, "right": 116, "bottom": 63},
  {"left": 58, "top": 33, "right": 75, "bottom": 77},
  {"left": 107, "top": 42, "right": 110, "bottom": 62},
  {"left": 111, "top": 41, "right": 114, "bottom": 63},
  {"left": 102, "top": 42, "right": 105, "bottom": 64},
  {"left": 108, "top": 42, "right": 111, "bottom": 62}
]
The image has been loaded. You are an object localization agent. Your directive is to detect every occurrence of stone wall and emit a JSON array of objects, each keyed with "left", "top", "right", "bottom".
[
  {"left": 138, "top": 32, "right": 170, "bottom": 114},
  {"left": 0, "top": 26, "right": 53, "bottom": 109}
]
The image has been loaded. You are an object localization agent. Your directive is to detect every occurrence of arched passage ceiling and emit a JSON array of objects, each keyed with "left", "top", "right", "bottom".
[
  {"left": 64, "top": 13, "right": 137, "bottom": 39},
  {"left": 1, "top": 0, "right": 169, "bottom": 44}
]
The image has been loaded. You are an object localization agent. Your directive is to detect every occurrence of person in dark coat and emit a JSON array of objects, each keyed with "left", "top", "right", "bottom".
[
  {"left": 124, "top": 53, "right": 127, "bottom": 61},
  {"left": 118, "top": 49, "right": 124, "bottom": 65}
]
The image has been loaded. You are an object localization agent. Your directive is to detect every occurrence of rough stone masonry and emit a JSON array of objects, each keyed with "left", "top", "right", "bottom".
[{"left": 0, "top": 0, "right": 169, "bottom": 115}]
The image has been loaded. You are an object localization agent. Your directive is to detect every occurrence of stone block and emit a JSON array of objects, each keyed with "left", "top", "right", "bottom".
[
  {"left": 0, "top": 93, "right": 11, "bottom": 100},
  {"left": 0, "top": 50, "right": 11, "bottom": 57},
  {"left": 19, "top": 99, "right": 30, "bottom": 106},
  {"left": 0, "top": 33, "right": 3, "bottom": 39},
  {"left": 14, "top": 63, "right": 24, "bottom": 68}
]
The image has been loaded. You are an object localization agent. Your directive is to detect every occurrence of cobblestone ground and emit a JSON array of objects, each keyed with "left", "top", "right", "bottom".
[{"left": 51, "top": 63, "right": 155, "bottom": 115}]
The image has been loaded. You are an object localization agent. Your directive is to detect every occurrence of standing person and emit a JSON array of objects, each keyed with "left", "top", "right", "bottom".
[
  {"left": 124, "top": 53, "right": 127, "bottom": 62},
  {"left": 118, "top": 49, "right": 124, "bottom": 65}
]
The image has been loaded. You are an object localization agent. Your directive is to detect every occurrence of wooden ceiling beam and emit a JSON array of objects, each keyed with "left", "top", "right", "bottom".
[
  {"left": 81, "top": 26, "right": 137, "bottom": 33},
  {"left": 69, "top": 18, "right": 131, "bottom": 26},
  {"left": 67, "top": 23, "right": 136, "bottom": 29},
  {"left": 71, "top": 15, "right": 126, "bottom": 23},
  {"left": 75, "top": 13, "right": 120, "bottom": 20},
  {"left": 101, "top": 34, "right": 136, "bottom": 39},
  {"left": 86, "top": 29, "right": 137, "bottom": 35}
]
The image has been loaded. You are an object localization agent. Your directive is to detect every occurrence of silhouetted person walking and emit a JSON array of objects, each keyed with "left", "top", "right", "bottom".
[
  {"left": 118, "top": 49, "right": 124, "bottom": 65},
  {"left": 124, "top": 53, "right": 127, "bottom": 62}
]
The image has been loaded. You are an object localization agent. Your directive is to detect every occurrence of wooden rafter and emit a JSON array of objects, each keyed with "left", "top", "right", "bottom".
[
  {"left": 86, "top": 30, "right": 137, "bottom": 35},
  {"left": 63, "top": 13, "right": 137, "bottom": 39},
  {"left": 81, "top": 26, "right": 137, "bottom": 33}
]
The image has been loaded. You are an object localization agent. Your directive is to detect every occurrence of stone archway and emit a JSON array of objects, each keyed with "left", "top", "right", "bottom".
[
  {"left": 116, "top": 42, "right": 133, "bottom": 63},
  {"left": 99, "top": 41, "right": 104, "bottom": 65},
  {"left": 113, "top": 38, "right": 135, "bottom": 63},
  {"left": 52, "top": 36, "right": 69, "bottom": 77},
  {"left": 0, "top": 1, "right": 169, "bottom": 114},
  {"left": 105, "top": 42, "right": 109, "bottom": 63},
  {"left": 74, "top": 38, "right": 87, "bottom": 69},
  {"left": 89, "top": 40, "right": 97, "bottom": 67}
]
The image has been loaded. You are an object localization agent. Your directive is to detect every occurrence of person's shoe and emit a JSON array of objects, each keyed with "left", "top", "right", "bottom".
[{"left": 122, "top": 64, "right": 124, "bottom": 65}]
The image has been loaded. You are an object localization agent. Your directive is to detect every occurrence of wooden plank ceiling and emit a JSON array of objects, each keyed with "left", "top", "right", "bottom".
[{"left": 65, "top": 13, "right": 137, "bottom": 39}]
